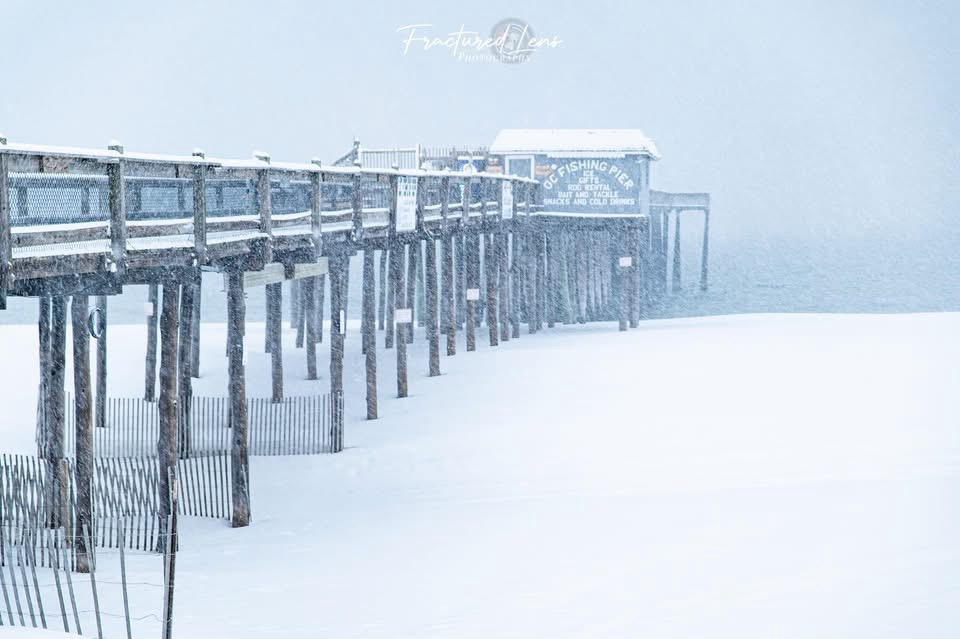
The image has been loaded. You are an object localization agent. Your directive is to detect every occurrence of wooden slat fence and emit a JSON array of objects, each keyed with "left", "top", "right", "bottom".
[
  {"left": 0, "top": 452, "right": 229, "bottom": 555},
  {"left": 0, "top": 518, "right": 167, "bottom": 637},
  {"left": 64, "top": 393, "right": 343, "bottom": 458}
]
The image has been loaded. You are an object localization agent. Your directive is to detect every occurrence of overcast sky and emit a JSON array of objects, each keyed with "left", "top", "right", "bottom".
[{"left": 3, "top": 0, "right": 958, "bottom": 245}]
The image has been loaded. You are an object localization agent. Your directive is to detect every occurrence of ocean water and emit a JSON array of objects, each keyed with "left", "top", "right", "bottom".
[
  {"left": 1, "top": 233, "right": 957, "bottom": 326},
  {"left": 663, "top": 233, "right": 960, "bottom": 317}
]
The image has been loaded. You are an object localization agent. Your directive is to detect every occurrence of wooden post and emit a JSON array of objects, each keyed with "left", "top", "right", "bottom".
[
  {"left": 268, "top": 282, "right": 283, "bottom": 402},
  {"left": 440, "top": 177, "right": 456, "bottom": 355},
  {"left": 700, "top": 208, "right": 710, "bottom": 292},
  {"left": 416, "top": 241, "right": 426, "bottom": 328},
  {"left": 38, "top": 296, "right": 56, "bottom": 526},
  {"left": 257, "top": 165, "right": 273, "bottom": 265},
  {"left": 456, "top": 231, "right": 466, "bottom": 329},
  {"left": 71, "top": 296, "right": 93, "bottom": 572},
  {"left": 363, "top": 248, "right": 378, "bottom": 418},
  {"left": 360, "top": 262, "right": 369, "bottom": 355},
  {"left": 566, "top": 233, "right": 578, "bottom": 323},
  {"left": 295, "top": 278, "right": 306, "bottom": 348},
  {"left": 95, "top": 296, "right": 107, "bottom": 429},
  {"left": 466, "top": 229, "right": 477, "bottom": 352},
  {"left": 639, "top": 219, "right": 652, "bottom": 318},
  {"left": 161, "top": 469, "right": 178, "bottom": 639},
  {"left": 648, "top": 208, "right": 662, "bottom": 306},
  {"left": 38, "top": 296, "right": 51, "bottom": 453},
  {"left": 190, "top": 274, "right": 201, "bottom": 376},
  {"left": 618, "top": 227, "right": 630, "bottom": 332},
  {"left": 630, "top": 222, "right": 641, "bottom": 328},
  {"left": 144, "top": 284, "right": 159, "bottom": 401},
  {"left": 535, "top": 232, "right": 545, "bottom": 330},
  {"left": 510, "top": 228, "right": 520, "bottom": 338},
  {"left": 157, "top": 283, "right": 180, "bottom": 543},
  {"left": 226, "top": 272, "right": 249, "bottom": 527},
  {"left": 44, "top": 297, "right": 67, "bottom": 528},
  {"left": 329, "top": 254, "right": 346, "bottom": 442},
  {"left": 484, "top": 229, "right": 499, "bottom": 346},
  {"left": 265, "top": 285, "right": 274, "bottom": 354},
  {"left": 290, "top": 279, "right": 299, "bottom": 329},
  {"left": 107, "top": 148, "right": 127, "bottom": 274},
  {"left": 425, "top": 236, "right": 440, "bottom": 376},
  {"left": 377, "top": 249, "right": 387, "bottom": 331},
  {"left": 304, "top": 276, "right": 317, "bottom": 380},
  {"left": 672, "top": 211, "right": 682, "bottom": 292},
  {"left": 585, "top": 234, "right": 595, "bottom": 320},
  {"left": 661, "top": 210, "right": 670, "bottom": 297},
  {"left": 395, "top": 238, "right": 409, "bottom": 396},
  {"left": 309, "top": 167, "right": 323, "bottom": 262},
  {"left": 525, "top": 230, "right": 538, "bottom": 333},
  {"left": 192, "top": 159, "right": 207, "bottom": 265},
  {"left": 316, "top": 275, "right": 325, "bottom": 344},
  {"left": 0, "top": 150, "right": 10, "bottom": 310},
  {"left": 385, "top": 248, "right": 395, "bottom": 349},
  {"left": 499, "top": 230, "right": 510, "bottom": 341},
  {"left": 544, "top": 233, "right": 555, "bottom": 329},
  {"left": 177, "top": 281, "right": 194, "bottom": 457},
  {"left": 405, "top": 241, "right": 418, "bottom": 343},
  {"left": 572, "top": 234, "right": 587, "bottom": 324},
  {"left": 482, "top": 180, "right": 499, "bottom": 347}
]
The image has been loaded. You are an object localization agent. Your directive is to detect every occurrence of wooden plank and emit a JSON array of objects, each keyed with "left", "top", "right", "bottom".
[
  {"left": 292, "top": 260, "right": 329, "bottom": 280},
  {"left": 241, "top": 262, "right": 284, "bottom": 289}
]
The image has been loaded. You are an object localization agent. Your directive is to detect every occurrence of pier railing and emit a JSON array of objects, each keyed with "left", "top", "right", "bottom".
[{"left": 0, "top": 138, "right": 542, "bottom": 302}]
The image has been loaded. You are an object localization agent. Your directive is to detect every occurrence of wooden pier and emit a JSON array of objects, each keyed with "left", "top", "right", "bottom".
[{"left": 0, "top": 132, "right": 709, "bottom": 533}]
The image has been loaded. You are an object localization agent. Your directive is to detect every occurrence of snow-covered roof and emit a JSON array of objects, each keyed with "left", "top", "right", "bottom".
[{"left": 489, "top": 129, "right": 660, "bottom": 159}]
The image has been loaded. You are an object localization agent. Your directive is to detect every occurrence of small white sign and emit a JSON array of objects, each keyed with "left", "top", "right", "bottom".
[
  {"left": 466, "top": 288, "right": 480, "bottom": 301},
  {"left": 618, "top": 256, "right": 633, "bottom": 267},
  {"left": 144, "top": 302, "right": 155, "bottom": 317},
  {"left": 340, "top": 310, "right": 346, "bottom": 334},
  {"left": 501, "top": 181, "right": 514, "bottom": 219},
  {"left": 395, "top": 308, "right": 412, "bottom": 324},
  {"left": 396, "top": 176, "right": 418, "bottom": 233}
]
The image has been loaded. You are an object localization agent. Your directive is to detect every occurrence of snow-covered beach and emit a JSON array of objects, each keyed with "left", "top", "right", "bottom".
[{"left": 2, "top": 311, "right": 957, "bottom": 637}]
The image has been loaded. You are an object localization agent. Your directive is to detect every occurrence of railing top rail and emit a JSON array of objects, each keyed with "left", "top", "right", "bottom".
[
  {"left": 0, "top": 139, "right": 217, "bottom": 167},
  {"left": 0, "top": 138, "right": 539, "bottom": 185}
]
